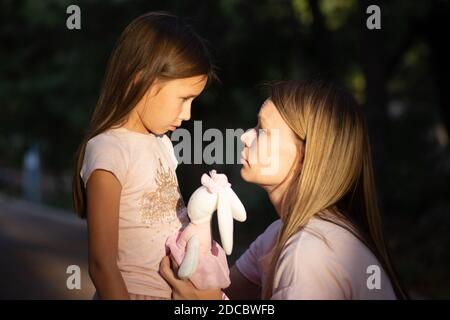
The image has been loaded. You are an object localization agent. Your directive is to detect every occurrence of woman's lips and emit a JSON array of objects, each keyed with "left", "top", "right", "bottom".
[
  {"left": 240, "top": 157, "right": 249, "bottom": 166},
  {"left": 240, "top": 150, "right": 249, "bottom": 166}
]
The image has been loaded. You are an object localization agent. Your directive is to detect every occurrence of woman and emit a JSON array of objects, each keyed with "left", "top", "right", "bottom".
[{"left": 159, "top": 80, "right": 408, "bottom": 300}]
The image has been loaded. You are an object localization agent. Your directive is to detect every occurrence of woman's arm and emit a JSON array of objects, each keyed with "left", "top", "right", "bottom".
[
  {"left": 159, "top": 256, "right": 223, "bottom": 299},
  {"left": 159, "top": 258, "right": 261, "bottom": 300},
  {"left": 86, "top": 169, "right": 129, "bottom": 300},
  {"left": 223, "top": 265, "right": 261, "bottom": 300}
]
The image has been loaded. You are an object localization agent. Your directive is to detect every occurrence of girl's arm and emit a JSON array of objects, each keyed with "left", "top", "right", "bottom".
[
  {"left": 223, "top": 265, "right": 261, "bottom": 300},
  {"left": 86, "top": 169, "right": 129, "bottom": 300}
]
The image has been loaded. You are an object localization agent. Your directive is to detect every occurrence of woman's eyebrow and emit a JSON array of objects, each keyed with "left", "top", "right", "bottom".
[{"left": 258, "top": 114, "right": 269, "bottom": 127}]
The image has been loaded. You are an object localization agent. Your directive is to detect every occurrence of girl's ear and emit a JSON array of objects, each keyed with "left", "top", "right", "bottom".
[
  {"left": 225, "top": 188, "right": 246, "bottom": 222},
  {"left": 217, "top": 190, "right": 233, "bottom": 255},
  {"left": 148, "top": 77, "right": 166, "bottom": 98},
  {"left": 133, "top": 71, "right": 143, "bottom": 85}
]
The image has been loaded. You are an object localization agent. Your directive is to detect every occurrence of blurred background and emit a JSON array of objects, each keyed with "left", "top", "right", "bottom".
[{"left": 1, "top": 0, "right": 449, "bottom": 299}]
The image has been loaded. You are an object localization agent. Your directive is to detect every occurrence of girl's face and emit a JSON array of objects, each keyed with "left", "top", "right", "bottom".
[
  {"left": 136, "top": 75, "right": 208, "bottom": 135},
  {"left": 240, "top": 99, "right": 303, "bottom": 188}
]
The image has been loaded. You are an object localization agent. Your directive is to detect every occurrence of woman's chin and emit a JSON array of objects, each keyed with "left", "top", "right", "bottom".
[
  {"left": 241, "top": 167, "right": 277, "bottom": 188},
  {"left": 240, "top": 166, "right": 255, "bottom": 183},
  {"left": 240, "top": 166, "right": 248, "bottom": 179}
]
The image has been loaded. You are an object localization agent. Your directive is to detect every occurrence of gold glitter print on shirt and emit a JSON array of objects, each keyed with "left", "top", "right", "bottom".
[{"left": 139, "top": 158, "right": 187, "bottom": 224}]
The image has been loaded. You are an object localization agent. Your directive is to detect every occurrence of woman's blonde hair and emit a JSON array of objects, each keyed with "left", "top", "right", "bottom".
[{"left": 262, "top": 80, "right": 408, "bottom": 299}]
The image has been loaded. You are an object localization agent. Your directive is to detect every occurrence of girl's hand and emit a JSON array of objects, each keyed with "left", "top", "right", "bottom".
[{"left": 159, "top": 255, "right": 223, "bottom": 300}]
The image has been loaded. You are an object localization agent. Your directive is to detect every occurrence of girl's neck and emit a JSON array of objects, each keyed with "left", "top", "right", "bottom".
[{"left": 122, "top": 109, "right": 151, "bottom": 135}]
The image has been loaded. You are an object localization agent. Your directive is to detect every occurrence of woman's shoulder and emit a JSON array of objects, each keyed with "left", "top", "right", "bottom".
[
  {"left": 275, "top": 215, "right": 373, "bottom": 285},
  {"left": 304, "top": 217, "right": 375, "bottom": 258},
  {"left": 263, "top": 219, "right": 283, "bottom": 235},
  {"left": 284, "top": 216, "right": 373, "bottom": 261},
  {"left": 252, "top": 219, "right": 283, "bottom": 250}
]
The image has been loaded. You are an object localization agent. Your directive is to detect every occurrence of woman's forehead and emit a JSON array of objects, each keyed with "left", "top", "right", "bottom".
[
  {"left": 258, "top": 99, "right": 295, "bottom": 138},
  {"left": 258, "top": 99, "right": 271, "bottom": 117},
  {"left": 259, "top": 100, "right": 281, "bottom": 126}
]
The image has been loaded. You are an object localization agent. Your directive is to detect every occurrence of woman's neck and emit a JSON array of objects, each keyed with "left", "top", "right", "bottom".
[{"left": 264, "top": 182, "right": 288, "bottom": 219}]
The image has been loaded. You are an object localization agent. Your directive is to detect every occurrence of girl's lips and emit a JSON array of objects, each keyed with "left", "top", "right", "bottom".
[{"left": 169, "top": 123, "right": 181, "bottom": 131}]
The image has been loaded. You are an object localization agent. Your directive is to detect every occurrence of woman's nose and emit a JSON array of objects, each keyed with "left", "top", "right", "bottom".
[{"left": 241, "top": 128, "right": 257, "bottom": 147}]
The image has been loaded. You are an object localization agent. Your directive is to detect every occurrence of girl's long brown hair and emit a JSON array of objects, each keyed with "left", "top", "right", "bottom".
[
  {"left": 72, "top": 11, "right": 216, "bottom": 218},
  {"left": 262, "top": 80, "right": 408, "bottom": 299}
]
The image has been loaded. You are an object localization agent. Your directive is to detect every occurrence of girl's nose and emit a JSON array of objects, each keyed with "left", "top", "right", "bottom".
[
  {"left": 241, "top": 128, "right": 257, "bottom": 147},
  {"left": 179, "top": 104, "right": 191, "bottom": 121}
]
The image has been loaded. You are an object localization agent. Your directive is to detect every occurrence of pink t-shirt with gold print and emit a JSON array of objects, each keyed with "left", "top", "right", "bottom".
[{"left": 80, "top": 127, "right": 188, "bottom": 298}]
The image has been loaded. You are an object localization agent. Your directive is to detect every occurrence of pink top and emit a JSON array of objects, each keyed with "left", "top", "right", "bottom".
[
  {"left": 235, "top": 217, "right": 397, "bottom": 300},
  {"left": 80, "top": 127, "right": 189, "bottom": 298}
]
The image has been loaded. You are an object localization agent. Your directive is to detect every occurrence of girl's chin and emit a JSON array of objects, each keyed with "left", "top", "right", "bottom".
[{"left": 153, "top": 128, "right": 168, "bottom": 135}]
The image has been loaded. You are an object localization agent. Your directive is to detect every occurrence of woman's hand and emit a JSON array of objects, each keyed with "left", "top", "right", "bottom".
[{"left": 159, "top": 255, "right": 223, "bottom": 300}]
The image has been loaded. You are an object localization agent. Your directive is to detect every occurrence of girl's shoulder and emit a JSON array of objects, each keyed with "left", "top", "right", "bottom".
[
  {"left": 81, "top": 130, "right": 131, "bottom": 188},
  {"left": 88, "top": 127, "right": 127, "bottom": 143},
  {"left": 86, "top": 129, "right": 130, "bottom": 156}
]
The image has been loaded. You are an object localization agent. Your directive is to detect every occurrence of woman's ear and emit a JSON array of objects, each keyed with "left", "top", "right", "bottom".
[{"left": 298, "top": 139, "right": 305, "bottom": 165}]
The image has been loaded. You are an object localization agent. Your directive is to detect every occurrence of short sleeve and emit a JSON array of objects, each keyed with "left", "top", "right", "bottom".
[
  {"left": 270, "top": 230, "right": 349, "bottom": 300},
  {"left": 80, "top": 134, "right": 129, "bottom": 188},
  {"left": 160, "top": 135, "right": 178, "bottom": 169},
  {"left": 235, "top": 219, "right": 282, "bottom": 286}
]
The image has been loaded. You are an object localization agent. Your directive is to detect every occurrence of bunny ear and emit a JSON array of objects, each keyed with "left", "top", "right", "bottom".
[
  {"left": 225, "top": 188, "right": 247, "bottom": 222},
  {"left": 217, "top": 189, "right": 233, "bottom": 255}
]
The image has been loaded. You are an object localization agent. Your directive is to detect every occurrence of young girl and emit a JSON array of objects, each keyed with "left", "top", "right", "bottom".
[
  {"left": 160, "top": 80, "right": 409, "bottom": 300},
  {"left": 72, "top": 12, "right": 219, "bottom": 300}
]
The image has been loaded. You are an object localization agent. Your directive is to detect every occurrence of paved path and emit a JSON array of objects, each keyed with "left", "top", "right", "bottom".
[{"left": 0, "top": 193, "right": 95, "bottom": 299}]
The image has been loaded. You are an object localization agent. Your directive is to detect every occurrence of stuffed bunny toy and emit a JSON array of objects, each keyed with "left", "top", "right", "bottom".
[{"left": 165, "top": 170, "right": 247, "bottom": 290}]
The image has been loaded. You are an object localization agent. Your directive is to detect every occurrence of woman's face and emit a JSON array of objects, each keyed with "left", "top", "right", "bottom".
[
  {"left": 240, "top": 99, "right": 303, "bottom": 188},
  {"left": 137, "top": 75, "right": 208, "bottom": 135}
]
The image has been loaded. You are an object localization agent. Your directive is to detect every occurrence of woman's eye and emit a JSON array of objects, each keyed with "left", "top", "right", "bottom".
[{"left": 255, "top": 124, "right": 267, "bottom": 136}]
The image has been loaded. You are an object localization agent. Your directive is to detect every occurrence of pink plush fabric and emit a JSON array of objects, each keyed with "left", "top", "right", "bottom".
[{"left": 165, "top": 221, "right": 231, "bottom": 290}]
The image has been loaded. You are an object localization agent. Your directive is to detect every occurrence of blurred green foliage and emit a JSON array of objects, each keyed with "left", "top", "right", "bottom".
[{"left": 1, "top": 0, "right": 449, "bottom": 298}]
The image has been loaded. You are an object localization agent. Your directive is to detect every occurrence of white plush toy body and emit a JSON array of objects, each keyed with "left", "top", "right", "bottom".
[{"left": 165, "top": 170, "right": 247, "bottom": 289}]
